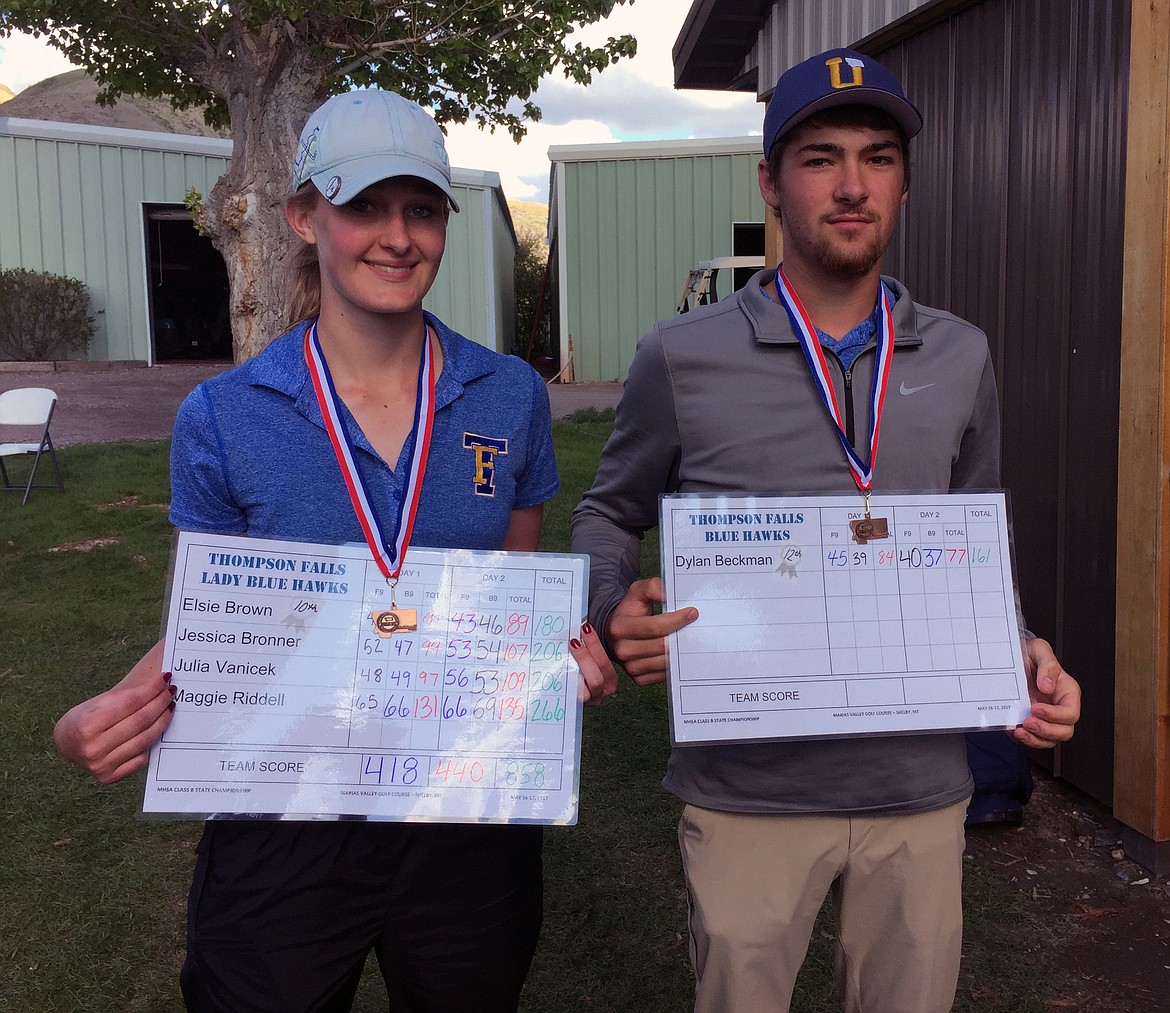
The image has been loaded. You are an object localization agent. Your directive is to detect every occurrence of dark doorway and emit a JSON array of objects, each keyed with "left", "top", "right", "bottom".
[
  {"left": 145, "top": 206, "right": 232, "bottom": 361},
  {"left": 732, "top": 221, "right": 766, "bottom": 290}
]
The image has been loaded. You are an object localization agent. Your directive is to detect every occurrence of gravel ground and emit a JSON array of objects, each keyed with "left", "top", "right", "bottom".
[{"left": 0, "top": 361, "right": 621, "bottom": 447}]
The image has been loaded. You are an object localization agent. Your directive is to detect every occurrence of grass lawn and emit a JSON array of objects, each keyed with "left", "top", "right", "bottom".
[{"left": 0, "top": 413, "right": 1068, "bottom": 1011}]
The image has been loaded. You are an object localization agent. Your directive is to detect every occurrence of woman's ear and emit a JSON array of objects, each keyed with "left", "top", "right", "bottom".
[{"left": 284, "top": 199, "right": 317, "bottom": 244}]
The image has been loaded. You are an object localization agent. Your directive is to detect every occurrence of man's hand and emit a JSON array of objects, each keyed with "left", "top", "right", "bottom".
[
  {"left": 605, "top": 577, "right": 699, "bottom": 686},
  {"left": 1012, "top": 637, "right": 1080, "bottom": 749}
]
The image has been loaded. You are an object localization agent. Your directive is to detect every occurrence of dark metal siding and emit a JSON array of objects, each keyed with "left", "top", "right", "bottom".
[{"left": 878, "top": 0, "right": 1128, "bottom": 803}]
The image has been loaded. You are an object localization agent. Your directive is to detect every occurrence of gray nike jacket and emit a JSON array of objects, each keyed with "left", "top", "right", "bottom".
[{"left": 571, "top": 269, "right": 1000, "bottom": 814}]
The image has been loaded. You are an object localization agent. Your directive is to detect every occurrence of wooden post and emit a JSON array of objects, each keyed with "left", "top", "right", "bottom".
[
  {"left": 1114, "top": 0, "right": 1170, "bottom": 866},
  {"left": 761, "top": 119, "right": 782, "bottom": 268},
  {"left": 764, "top": 207, "right": 783, "bottom": 270}
]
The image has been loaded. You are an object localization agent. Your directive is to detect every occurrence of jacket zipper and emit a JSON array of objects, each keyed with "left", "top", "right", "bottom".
[
  {"left": 843, "top": 366, "right": 855, "bottom": 448},
  {"left": 829, "top": 341, "right": 888, "bottom": 451},
  {"left": 824, "top": 348, "right": 857, "bottom": 448}
]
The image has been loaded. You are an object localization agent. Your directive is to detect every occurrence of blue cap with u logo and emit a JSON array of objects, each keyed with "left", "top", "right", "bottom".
[{"left": 762, "top": 48, "right": 923, "bottom": 157}]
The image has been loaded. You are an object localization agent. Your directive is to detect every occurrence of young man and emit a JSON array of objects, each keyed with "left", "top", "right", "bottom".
[{"left": 570, "top": 49, "right": 1081, "bottom": 1013}]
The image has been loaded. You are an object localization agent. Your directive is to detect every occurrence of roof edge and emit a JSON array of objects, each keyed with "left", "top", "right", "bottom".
[
  {"left": 0, "top": 115, "right": 497, "bottom": 187},
  {"left": 0, "top": 115, "right": 234, "bottom": 156},
  {"left": 673, "top": 0, "right": 767, "bottom": 92},
  {"left": 548, "top": 135, "right": 761, "bottom": 164}
]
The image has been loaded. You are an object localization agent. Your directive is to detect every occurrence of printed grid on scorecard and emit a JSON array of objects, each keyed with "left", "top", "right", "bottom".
[
  {"left": 659, "top": 493, "right": 1030, "bottom": 745},
  {"left": 143, "top": 532, "right": 586, "bottom": 823}
]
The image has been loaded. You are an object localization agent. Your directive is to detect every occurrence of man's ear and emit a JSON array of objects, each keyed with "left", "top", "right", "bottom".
[{"left": 757, "top": 159, "right": 782, "bottom": 214}]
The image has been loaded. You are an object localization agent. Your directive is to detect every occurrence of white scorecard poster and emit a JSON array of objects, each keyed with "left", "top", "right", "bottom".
[
  {"left": 660, "top": 493, "right": 1031, "bottom": 745},
  {"left": 143, "top": 532, "right": 587, "bottom": 824}
]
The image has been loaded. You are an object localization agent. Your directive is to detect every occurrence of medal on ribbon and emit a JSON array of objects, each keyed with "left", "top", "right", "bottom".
[
  {"left": 304, "top": 322, "right": 435, "bottom": 633},
  {"left": 775, "top": 266, "right": 894, "bottom": 545}
]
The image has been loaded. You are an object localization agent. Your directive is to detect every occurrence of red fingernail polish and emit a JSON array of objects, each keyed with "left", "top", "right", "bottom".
[
  {"left": 168, "top": 700, "right": 176, "bottom": 711},
  {"left": 582, "top": 622, "right": 594, "bottom": 635},
  {"left": 569, "top": 638, "right": 583, "bottom": 649},
  {"left": 163, "top": 672, "right": 172, "bottom": 683}
]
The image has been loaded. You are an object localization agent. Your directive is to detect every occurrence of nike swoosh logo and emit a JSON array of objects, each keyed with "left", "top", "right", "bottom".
[{"left": 899, "top": 381, "right": 935, "bottom": 396}]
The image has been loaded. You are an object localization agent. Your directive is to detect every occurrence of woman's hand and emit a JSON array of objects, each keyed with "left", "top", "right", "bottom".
[
  {"left": 54, "top": 641, "right": 176, "bottom": 784},
  {"left": 570, "top": 622, "right": 619, "bottom": 705}
]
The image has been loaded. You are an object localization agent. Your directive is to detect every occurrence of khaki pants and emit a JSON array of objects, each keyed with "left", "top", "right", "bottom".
[{"left": 678, "top": 800, "right": 967, "bottom": 1013}]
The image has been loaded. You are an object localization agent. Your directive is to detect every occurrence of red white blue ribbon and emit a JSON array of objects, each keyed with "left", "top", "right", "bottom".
[
  {"left": 775, "top": 265, "right": 895, "bottom": 493},
  {"left": 304, "top": 322, "right": 435, "bottom": 581}
]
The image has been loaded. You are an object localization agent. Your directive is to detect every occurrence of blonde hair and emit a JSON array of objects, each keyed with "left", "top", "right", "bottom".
[{"left": 285, "top": 185, "right": 321, "bottom": 327}]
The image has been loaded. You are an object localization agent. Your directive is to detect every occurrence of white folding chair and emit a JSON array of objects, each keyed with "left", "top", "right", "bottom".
[{"left": 0, "top": 387, "right": 65, "bottom": 505}]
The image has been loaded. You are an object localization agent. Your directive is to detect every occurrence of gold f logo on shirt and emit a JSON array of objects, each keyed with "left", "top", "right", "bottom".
[
  {"left": 826, "top": 57, "right": 864, "bottom": 90},
  {"left": 463, "top": 432, "right": 509, "bottom": 496}
]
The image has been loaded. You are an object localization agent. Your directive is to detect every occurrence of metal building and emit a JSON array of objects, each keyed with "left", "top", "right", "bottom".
[
  {"left": 548, "top": 137, "right": 764, "bottom": 382},
  {"left": 675, "top": 0, "right": 1169, "bottom": 869},
  {"left": 0, "top": 117, "right": 517, "bottom": 363}
]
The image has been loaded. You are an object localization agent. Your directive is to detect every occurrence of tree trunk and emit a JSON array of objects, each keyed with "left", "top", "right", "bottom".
[{"left": 199, "top": 22, "right": 334, "bottom": 362}]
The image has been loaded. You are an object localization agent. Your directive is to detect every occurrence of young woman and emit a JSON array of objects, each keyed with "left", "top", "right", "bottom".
[{"left": 54, "top": 88, "right": 614, "bottom": 1013}]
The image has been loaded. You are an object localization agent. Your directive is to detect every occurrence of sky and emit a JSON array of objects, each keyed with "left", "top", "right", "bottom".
[{"left": 0, "top": 1, "right": 763, "bottom": 201}]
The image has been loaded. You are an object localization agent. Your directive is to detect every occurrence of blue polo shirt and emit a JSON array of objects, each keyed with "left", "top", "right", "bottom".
[
  {"left": 170, "top": 313, "right": 559, "bottom": 548},
  {"left": 819, "top": 301, "right": 880, "bottom": 371}
]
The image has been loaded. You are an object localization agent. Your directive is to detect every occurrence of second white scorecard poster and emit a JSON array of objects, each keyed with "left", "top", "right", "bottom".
[{"left": 660, "top": 493, "right": 1031, "bottom": 745}]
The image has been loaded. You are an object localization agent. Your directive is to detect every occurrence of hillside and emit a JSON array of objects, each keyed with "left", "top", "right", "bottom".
[
  {"left": 508, "top": 199, "right": 548, "bottom": 238},
  {"left": 0, "top": 69, "right": 224, "bottom": 136}
]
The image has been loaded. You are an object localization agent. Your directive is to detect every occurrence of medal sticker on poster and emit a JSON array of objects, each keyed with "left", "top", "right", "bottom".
[{"left": 370, "top": 608, "right": 419, "bottom": 636}]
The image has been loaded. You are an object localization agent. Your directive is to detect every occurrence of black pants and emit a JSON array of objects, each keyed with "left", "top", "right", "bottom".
[
  {"left": 965, "top": 730, "right": 1034, "bottom": 820},
  {"left": 180, "top": 820, "right": 543, "bottom": 1012}
]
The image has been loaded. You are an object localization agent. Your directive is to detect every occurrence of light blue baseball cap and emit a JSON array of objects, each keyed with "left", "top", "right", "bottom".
[{"left": 291, "top": 89, "right": 460, "bottom": 212}]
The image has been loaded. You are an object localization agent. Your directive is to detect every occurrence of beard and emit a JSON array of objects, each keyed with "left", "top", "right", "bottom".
[
  {"left": 809, "top": 224, "right": 887, "bottom": 279},
  {"left": 778, "top": 201, "right": 896, "bottom": 281}
]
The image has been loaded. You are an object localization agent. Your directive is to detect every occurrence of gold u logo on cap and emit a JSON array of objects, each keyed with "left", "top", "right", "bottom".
[{"left": 826, "top": 57, "right": 864, "bottom": 90}]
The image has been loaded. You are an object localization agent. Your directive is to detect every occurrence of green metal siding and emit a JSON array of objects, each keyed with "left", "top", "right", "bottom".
[
  {"left": 0, "top": 120, "right": 513, "bottom": 361},
  {"left": 490, "top": 195, "right": 517, "bottom": 356},
  {"left": 555, "top": 144, "right": 763, "bottom": 381},
  {"left": 0, "top": 128, "right": 230, "bottom": 361},
  {"left": 424, "top": 179, "right": 516, "bottom": 354},
  {"left": 427, "top": 183, "right": 489, "bottom": 348}
]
